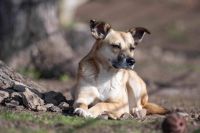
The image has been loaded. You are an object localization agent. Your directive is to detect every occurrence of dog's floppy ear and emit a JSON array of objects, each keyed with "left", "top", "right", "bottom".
[
  {"left": 90, "top": 19, "right": 111, "bottom": 40},
  {"left": 129, "top": 27, "right": 150, "bottom": 45}
]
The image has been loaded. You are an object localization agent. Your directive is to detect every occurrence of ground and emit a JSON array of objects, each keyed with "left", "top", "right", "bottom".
[
  {"left": 0, "top": 106, "right": 162, "bottom": 133},
  {"left": 0, "top": 75, "right": 199, "bottom": 133},
  {"left": 1, "top": 0, "right": 200, "bottom": 133},
  {"left": 0, "top": 106, "right": 199, "bottom": 133}
]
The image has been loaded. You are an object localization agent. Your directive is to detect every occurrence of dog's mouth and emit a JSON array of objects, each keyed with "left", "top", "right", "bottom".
[
  {"left": 111, "top": 57, "right": 135, "bottom": 70},
  {"left": 112, "top": 62, "right": 135, "bottom": 70}
]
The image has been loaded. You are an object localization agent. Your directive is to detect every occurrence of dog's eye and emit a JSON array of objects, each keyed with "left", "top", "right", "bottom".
[
  {"left": 130, "top": 47, "right": 135, "bottom": 51},
  {"left": 111, "top": 44, "right": 121, "bottom": 49}
]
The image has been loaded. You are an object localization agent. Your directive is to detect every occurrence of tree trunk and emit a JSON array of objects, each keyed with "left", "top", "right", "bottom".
[{"left": 0, "top": 0, "right": 76, "bottom": 78}]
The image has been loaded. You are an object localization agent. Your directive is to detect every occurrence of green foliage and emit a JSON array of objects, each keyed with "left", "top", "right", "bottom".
[
  {"left": 18, "top": 68, "right": 41, "bottom": 79},
  {"left": 59, "top": 74, "right": 70, "bottom": 82}
]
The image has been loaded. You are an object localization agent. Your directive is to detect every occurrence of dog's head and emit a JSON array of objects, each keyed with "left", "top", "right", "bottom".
[{"left": 90, "top": 19, "right": 150, "bottom": 70}]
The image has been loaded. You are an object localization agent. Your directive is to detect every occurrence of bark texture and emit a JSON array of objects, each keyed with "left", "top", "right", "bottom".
[{"left": 0, "top": 0, "right": 76, "bottom": 78}]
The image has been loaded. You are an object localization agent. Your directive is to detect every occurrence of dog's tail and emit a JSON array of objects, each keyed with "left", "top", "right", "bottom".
[{"left": 142, "top": 94, "right": 169, "bottom": 115}]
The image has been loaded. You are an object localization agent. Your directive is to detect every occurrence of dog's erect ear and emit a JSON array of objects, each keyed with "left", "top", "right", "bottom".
[
  {"left": 90, "top": 19, "right": 111, "bottom": 40},
  {"left": 129, "top": 27, "right": 150, "bottom": 45}
]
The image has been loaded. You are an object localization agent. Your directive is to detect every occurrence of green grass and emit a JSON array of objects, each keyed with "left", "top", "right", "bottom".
[
  {"left": 0, "top": 127, "right": 48, "bottom": 133},
  {"left": 193, "top": 129, "right": 200, "bottom": 133},
  {"left": 18, "top": 67, "right": 41, "bottom": 79},
  {"left": 0, "top": 109, "right": 161, "bottom": 133},
  {"left": 58, "top": 74, "right": 70, "bottom": 82}
]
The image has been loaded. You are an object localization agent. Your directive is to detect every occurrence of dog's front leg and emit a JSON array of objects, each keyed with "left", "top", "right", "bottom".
[
  {"left": 88, "top": 102, "right": 129, "bottom": 119},
  {"left": 74, "top": 103, "right": 95, "bottom": 118},
  {"left": 127, "top": 73, "right": 147, "bottom": 118},
  {"left": 73, "top": 86, "right": 99, "bottom": 118}
]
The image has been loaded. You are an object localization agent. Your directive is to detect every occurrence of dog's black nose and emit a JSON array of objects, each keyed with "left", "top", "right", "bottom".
[{"left": 126, "top": 58, "right": 135, "bottom": 66}]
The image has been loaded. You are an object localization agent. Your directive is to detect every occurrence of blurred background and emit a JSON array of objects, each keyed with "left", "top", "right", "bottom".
[{"left": 0, "top": 0, "right": 200, "bottom": 111}]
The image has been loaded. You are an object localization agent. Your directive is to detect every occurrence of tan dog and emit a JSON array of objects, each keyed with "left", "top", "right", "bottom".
[{"left": 73, "top": 20, "right": 168, "bottom": 119}]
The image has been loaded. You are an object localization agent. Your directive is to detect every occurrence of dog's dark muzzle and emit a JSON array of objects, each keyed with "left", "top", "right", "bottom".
[{"left": 112, "top": 54, "right": 135, "bottom": 69}]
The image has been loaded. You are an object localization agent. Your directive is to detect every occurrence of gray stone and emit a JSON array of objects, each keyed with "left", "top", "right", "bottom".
[
  {"left": 177, "top": 112, "right": 189, "bottom": 117},
  {"left": 119, "top": 113, "right": 134, "bottom": 120},
  {"left": 15, "top": 105, "right": 25, "bottom": 111},
  {"left": 133, "top": 109, "right": 147, "bottom": 119},
  {"left": 48, "top": 105, "right": 62, "bottom": 112},
  {"left": 0, "top": 90, "right": 9, "bottom": 103},
  {"left": 11, "top": 92, "right": 23, "bottom": 104},
  {"left": 21, "top": 87, "right": 44, "bottom": 111},
  {"left": 97, "top": 114, "right": 109, "bottom": 120},
  {"left": 58, "top": 102, "right": 69, "bottom": 110},
  {"left": 36, "top": 105, "right": 47, "bottom": 112},
  {"left": 13, "top": 84, "right": 26, "bottom": 92},
  {"left": 45, "top": 103, "right": 54, "bottom": 109},
  {"left": 5, "top": 100, "right": 20, "bottom": 108}
]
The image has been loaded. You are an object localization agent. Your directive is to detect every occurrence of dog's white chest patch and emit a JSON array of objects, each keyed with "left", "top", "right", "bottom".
[{"left": 97, "top": 70, "right": 124, "bottom": 101}]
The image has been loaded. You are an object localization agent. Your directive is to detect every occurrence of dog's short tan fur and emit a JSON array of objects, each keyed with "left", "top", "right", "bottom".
[{"left": 73, "top": 20, "right": 168, "bottom": 119}]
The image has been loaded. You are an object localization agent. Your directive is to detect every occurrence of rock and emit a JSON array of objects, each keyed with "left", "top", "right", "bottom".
[
  {"left": 11, "top": 92, "right": 23, "bottom": 104},
  {"left": 174, "top": 107, "right": 185, "bottom": 113},
  {"left": 177, "top": 112, "right": 189, "bottom": 121},
  {"left": 0, "top": 60, "right": 47, "bottom": 111},
  {"left": 36, "top": 105, "right": 47, "bottom": 112},
  {"left": 21, "top": 87, "right": 44, "bottom": 111},
  {"left": 13, "top": 82, "right": 43, "bottom": 98},
  {"left": 66, "top": 99, "right": 74, "bottom": 107},
  {"left": 45, "top": 103, "right": 61, "bottom": 112},
  {"left": 15, "top": 105, "right": 25, "bottom": 111},
  {"left": 0, "top": 61, "right": 45, "bottom": 93},
  {"left": 0, "top": 90, "right": 9, "bottom": 103},
  {"left": 97, "top": 114, "right": 109, "bottom": 120},
  {"left": 5, "top": 100, "right": 20, "bottom": 108},
  {"left": 43, "top": 91, "right": 66, "bottom": 106},
  {"left": 13, "top": 84, "right": 26, "bottom": 92},
  {"left": 62, "top": 106, "right": 74, "bottom": 115},
  {"left": 198, "top": 115, "right": 200, "bottom": 121},
  {"left": 162, "top": 113, "right": 187, "bottom": 133},
  {"left": 2, "top": 88, "right": 15, "bottom": 94},
  {"left": 119, "top": 113, "right": 134, "bottom": 120},
  {"left": 45, "top": 103, "right": 54, "bottom": 109},
  {"left": 191, "top": 121, "right": 198, "bottom": 126},
  {"left": 58, "top": 102, "right": 69, "bottom": 110},
  {"left": 48, "top": 105, "right": 62, "bottom": 113},
  {"left": 191, "top": 113, "right": 200, "bottom": 121},
  {"left": 191, "top": 113, "right": 198, "bottom": 119},
  {"left": 177, "top": 112, "right": 189, "bottom": 117},
  {"left": 132, "top": 109, "right": 147, "bottom": 119}
]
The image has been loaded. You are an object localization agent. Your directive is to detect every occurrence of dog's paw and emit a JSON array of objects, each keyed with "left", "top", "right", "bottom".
[{"left": 74, "top": 108, "right": 95, "bottom": 118}]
